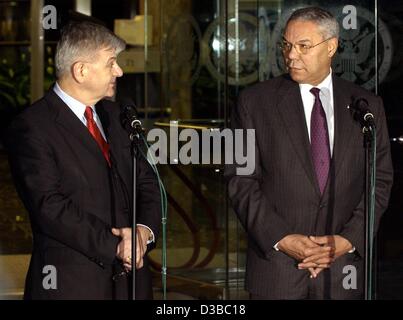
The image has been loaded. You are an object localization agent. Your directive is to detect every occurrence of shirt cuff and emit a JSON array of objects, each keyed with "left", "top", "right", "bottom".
[
  {"left": 348, "top": 247, "right": 356, "bottom": 253},
  {"left": 137, "top": 224, "right": 155, "bottom": 244}
]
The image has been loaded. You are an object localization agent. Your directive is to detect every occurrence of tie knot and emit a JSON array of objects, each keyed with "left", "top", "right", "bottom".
[
  {"left": 84, "top": 106, "right": 94, "bottom": 121},
  {"left": 310, "top": 87, "right": 321, "bottom": 99}
]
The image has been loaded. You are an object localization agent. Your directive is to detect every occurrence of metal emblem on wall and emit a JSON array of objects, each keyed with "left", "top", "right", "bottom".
[
  {"left": 268, "top": 5, "right": 393, "bottom": 90},
  {"left": 201, "top": 13, "right": 259, "bottom": 86},
  {"left": 333, "top": 6, "right": 392, "bottom": 90},
  {"left": 258, "top": 6, "right": 271, "bottom": 82}
]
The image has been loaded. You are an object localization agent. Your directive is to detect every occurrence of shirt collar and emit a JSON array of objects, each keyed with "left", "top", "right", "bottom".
[
  {"left": 53, "top": 82, "right": 95, "bottom": 120},
  {"left": 299, "top": 69, "right": 333, "bottom": 97}
]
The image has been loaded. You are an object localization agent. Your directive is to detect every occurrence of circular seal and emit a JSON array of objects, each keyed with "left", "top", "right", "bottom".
[
  {"left": 333, "top": 6, "right": 393, "bottom": 90},
  {"left": 202, "top": 13, "right": 259, "bottom": 86}
]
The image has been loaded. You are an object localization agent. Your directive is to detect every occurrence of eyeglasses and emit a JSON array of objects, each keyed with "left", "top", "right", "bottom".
[{"left": 279, "top": 37, "right": 333, "bottom": 55}]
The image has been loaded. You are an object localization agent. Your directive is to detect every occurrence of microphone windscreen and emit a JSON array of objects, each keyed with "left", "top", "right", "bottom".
[{"left": 353, "top": 97, "right": 369, "bottom": 111}]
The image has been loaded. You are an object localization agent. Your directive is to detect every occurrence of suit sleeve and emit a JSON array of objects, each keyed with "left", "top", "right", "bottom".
[
  {"left": 136, "top": 149, "right": 162, "bottom": 248},
  {"left": 6, "top": 117, "right": 119, "bottom": 265},
  {"left": 339, "top": 96, "right": 393, "bottom": 257},
  {"left": 225, "top": 92, "right": 292, "bottom": 259}
]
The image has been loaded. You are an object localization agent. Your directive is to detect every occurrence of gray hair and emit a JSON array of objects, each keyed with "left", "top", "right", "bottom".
[
  {"left": 286, "top": 7, "right": 339, "bottom": 39},
  {"left": 55, "top": 21, "right": 126, "bottom": 78}
]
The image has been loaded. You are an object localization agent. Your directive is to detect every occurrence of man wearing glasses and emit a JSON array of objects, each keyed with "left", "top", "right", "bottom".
[{"left": 227, "top": 7, "right": 393, "bottom": 299}]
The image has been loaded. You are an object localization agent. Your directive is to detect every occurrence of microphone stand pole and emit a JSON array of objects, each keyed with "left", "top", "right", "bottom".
[
  {"left": 121, "top": 103, "right": 146, "bottom": 300},
  {"left": 129, "top": 131, "right": 139, "bottom": 300},
  {"left": 363, "top": 123, "right": 376, "bottom": 300}
]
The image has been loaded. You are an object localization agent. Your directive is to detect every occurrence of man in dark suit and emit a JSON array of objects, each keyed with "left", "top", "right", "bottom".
[
  {"left": 5, "top": 21, "right": 161, "bottom": 299},
  {"left": 226, "top": 7, "right": 393, "bottom": 299}
]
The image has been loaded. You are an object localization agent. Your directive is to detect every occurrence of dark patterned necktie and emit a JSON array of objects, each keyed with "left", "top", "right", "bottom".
[
  {"left": 84, "top": 106, "right": 111, "bottom": 167},
  {"left": 310, "top": 87, "right": 330, "bottom": 194}
]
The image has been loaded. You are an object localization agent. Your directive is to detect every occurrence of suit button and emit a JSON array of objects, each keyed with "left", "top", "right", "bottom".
[{"left": 320, "top": 204, "right": 326, "bottom": 209}]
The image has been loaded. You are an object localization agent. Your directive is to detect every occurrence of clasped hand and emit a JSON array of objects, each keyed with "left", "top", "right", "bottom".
[
  {"left": 112, "top": 226, "right": 150, "bottom": 271},
  {"left": 277, "top": 234, "right": 352, "bottom": 278}
]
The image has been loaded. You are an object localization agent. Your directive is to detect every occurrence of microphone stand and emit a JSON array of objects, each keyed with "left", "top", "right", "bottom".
[
  {"left": 121, "top": 104, "right": 146, "bottom": 300},
  {"left": 129, "top": 130, "right": 139, "bottom": 300},
  {"left": 362, "top": 122, "right": 377, "bottom": 300}
]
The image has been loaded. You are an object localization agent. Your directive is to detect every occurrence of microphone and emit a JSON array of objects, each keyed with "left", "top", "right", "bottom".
[
  {"left": 351, "top": 97, "right": 375, "bottom": 128},
  {"left": 120, "top": 98, "right": 144, "bottom": 136}
]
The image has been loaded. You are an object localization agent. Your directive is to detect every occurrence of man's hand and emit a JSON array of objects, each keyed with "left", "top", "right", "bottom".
[
  {"left": 112, "top": 226, "right": 151, "bottom": 270},
  {"left": 277, "top": 234, "right": 333, "bottom": 262},
  {"left": 112, "top": 227, "right": 132, "bottom": 270},
  {"left": 136, "top": 226, "right": 151, "bottom": 268},
  {"left": 298, "top": 235, "right": 353, "bottom": 278}
]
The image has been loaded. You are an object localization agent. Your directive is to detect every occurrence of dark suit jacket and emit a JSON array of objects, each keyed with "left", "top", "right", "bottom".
[
  {"left": 5, "top": 89, "right": 161, "bottom": 300},
  {"left": 226, "top": 74, "right": 393, "bottom": 299}
]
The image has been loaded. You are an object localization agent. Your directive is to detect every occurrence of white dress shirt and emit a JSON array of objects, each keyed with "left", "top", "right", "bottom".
[
  {"left": 299, "top": 70, "right": 334, "bottom": 155},
  {"left": 53, "top": 83, "right": 155, "bottom": 244}
]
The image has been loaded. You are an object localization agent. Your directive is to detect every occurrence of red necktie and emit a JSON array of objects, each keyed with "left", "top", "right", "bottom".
[{"left": 84, "top": 106, "right": 111, "bottom": 167}]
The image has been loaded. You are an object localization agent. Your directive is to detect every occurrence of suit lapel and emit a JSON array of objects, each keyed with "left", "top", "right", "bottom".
[
  {"left": 276, "top": 77, "right": 321, "bottom": 196},
  {"left": 96, "top": 103, "right": 111, "bottom": 142},
  {"left": 332, "top": 75, "right": 356, "bottom": 179},
  {"left": 96, "top": 101, "right": 132, "bottom": 207},
  {"left": 45, "top": 89, "right": 107, "bottom": 164},
  {"left": 96, "top": 102, "right": 123, "bottom": 163},
  {"left": 96, "top": 102, "right": 118, "bottom": 162}
]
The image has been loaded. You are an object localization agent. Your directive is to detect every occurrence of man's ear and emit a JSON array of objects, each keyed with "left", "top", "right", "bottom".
[
  {"left": 71, "top": 61, "right": 87, "bottom": 83},
  {"left": 328, "top": 38, "right": 338, "bottom": 58}
]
